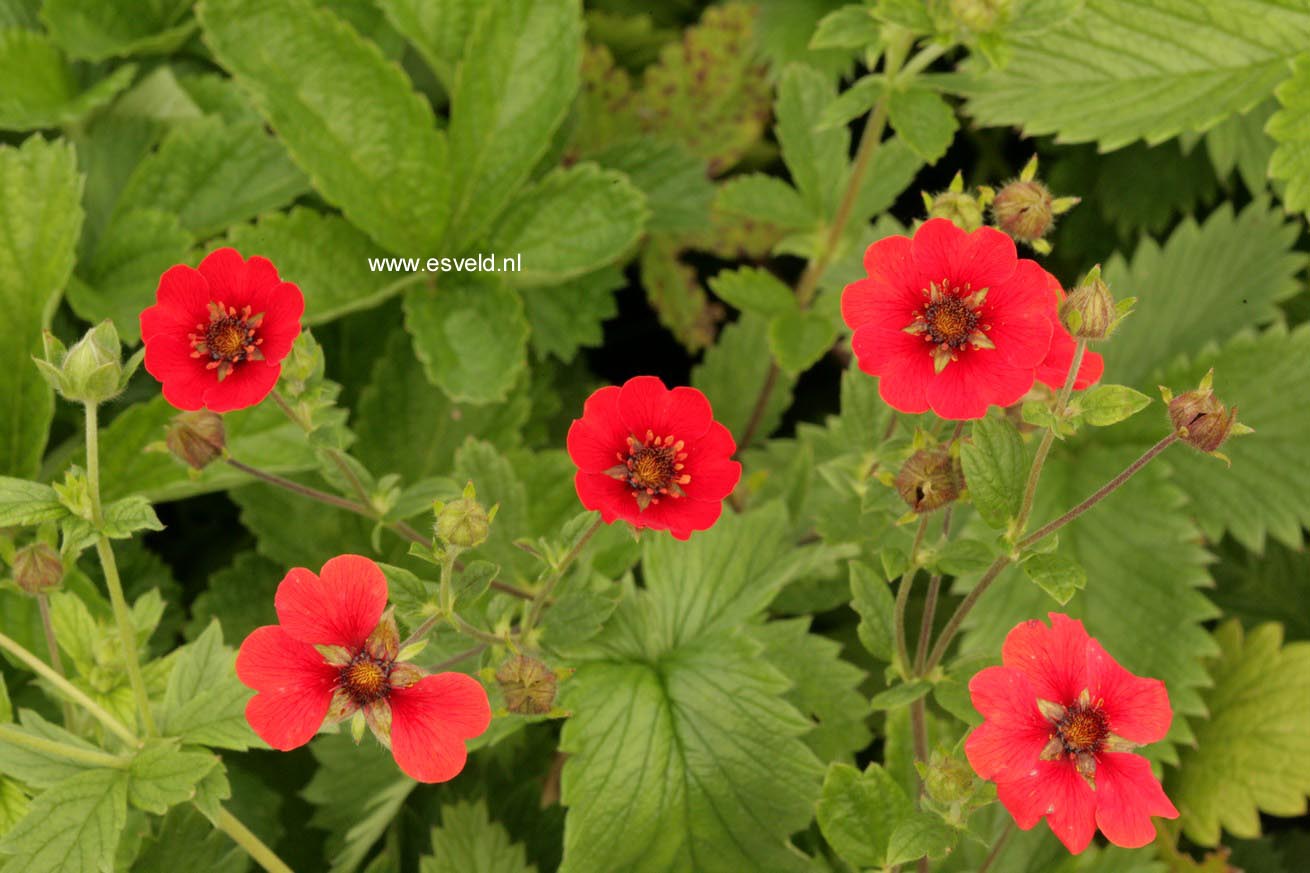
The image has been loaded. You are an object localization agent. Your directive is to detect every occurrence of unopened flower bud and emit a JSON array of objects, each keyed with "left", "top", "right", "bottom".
[
  {"left": 12, "top": 543, "right": 63, "bottom": 595},
  {"left": 950, "top": 0, "right": 1011, "bottom": 32},
  {"left": 990, "top": 157, "right": 1078, "bottom": 253},
  {"left": 1060, "top": 266, "right": 1129, "bottom": 341},
  {"left": 922, "top": 172, "right": 988, "bottom": 232},
  {"left": 165, "top": 411, "right": 226, "bottom": 470},
  {"left": 33, "top": 321, "right": 138, "bottom": 405},
  {"left": 434, "top": 483, "right": 495, "bottom": 549},
  {"left": 919, "top": 748, "right": 982, "bottom": 805},
  {"left": 495, "top": 655, "right": 557, "bottom": 715},
  {"left": 1163, "top": 370, "right": 1252, "bottom": 461},
  {"left": 895, "top": 448, "right": 962, "bottom": 513}
]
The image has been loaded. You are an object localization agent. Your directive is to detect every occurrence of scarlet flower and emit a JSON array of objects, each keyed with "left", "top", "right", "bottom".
[
  {"left": 236, "top": 555, "right": 491, "bottom": 783},
  {"left": 1036, "top": 271, "right": 1104, "bottom": 391},
  {"left": 965, "top": 613, "right": 1178, "bottom": 853},
  {"left": 141, "top": 248, "right": 304, "bottom": 412},
  {"left": 842, "top": 218, "right": 1056, "bottom": 419},
  {"left": 566, "top": 376, "right": 741, "bottom": 540}
]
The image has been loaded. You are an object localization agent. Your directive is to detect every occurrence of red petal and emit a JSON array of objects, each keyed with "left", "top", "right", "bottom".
[
  {"left": 1086, "top": 639, "right": 1172, "bottom": 744},
  {"left": 1001, "top": 613, "right": 1091, "bottom": 705},
  {"left": 862, "top": 232, "right": 919, "bottom": 289},
  {"left": 841, "top": 276, "right": 920, "bottom": 332},
  {"left": 567, "top": 386, "right": 628, "bottom": 473},
  {"left": 197, "top": 248, "right": 248, "bottom": 304},
  {"left": 618, "top": 377, "right": 714, "bottom": 442},
  {"left": 1037, "top": 323, "right": 1104, "bottom": 390},
  {"left": 574, "top": 470, "right": 636, "bottom": 525},
  {"left": 851, "top": 324, "right": 928, "bottom": 377},
  {"left": 638, "top": 495, "right": 724, "bottom": 539},
  {"left": 925, "top": 352, "right": 1035, "bottom": 420},
  {"left": 618, "top": 375, "right": 671, "bottom": 435},
  {"left": 142, "top": 265, "right": 211, "bottom": 340},
  {"left": 996, "top": 760, "right": 1098, "bottom": 854},
  {"left": 913, "top": 219, "right": 1017, "bottom": 291},
  {"left": 876, "top": 361, "right": 932, "bottom": 414},
  {"left": 235, "top": 625, "right": 337, "bottom": 751},
  {"left": 965, "top": 666, "right": 1051, "bottom": 782},
  {"left": 144, "top": 335, "right": 214, "bottom": 411},
  {"left": 1093, "top": 752, "right": 1178, "bottom": 848},
  {"left": 201, "top": 360, "right": 281, "bottom": 413},
  {"left": 680, "top": 422, "right": 741, "bottom": 501},
  {"left": 982, "top": 261, "right": 1056, "bottom": 369},
  {"left": 389, "top": 673, "right": 491, "bottom": 783},
  {"left": 250, "top": 281, "right": 304, "bottom": 363},
  {"left": 274, "top": 555, "right": 388, "bottom": 649}
]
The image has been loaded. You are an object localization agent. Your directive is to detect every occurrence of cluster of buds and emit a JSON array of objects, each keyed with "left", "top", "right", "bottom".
[
  {"left": 1162, "top": 370, "right": 1252, "bottom": 464},
  {"left": 922, "top": 172, "right": 993, "bottom": 232},
  {"left": 1059, "top": 266, "right": 1135, "bottom": 342},
  {"left": 986, "top": 156, "right": 1079, "bottom": 254},
  {"left": 33, "top": 321, "right": 141, "bottom": 405}
]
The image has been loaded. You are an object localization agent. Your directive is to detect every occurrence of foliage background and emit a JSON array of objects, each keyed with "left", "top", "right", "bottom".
[{"left": 1, "top": 0, "right": 1309, "bottom": 871}]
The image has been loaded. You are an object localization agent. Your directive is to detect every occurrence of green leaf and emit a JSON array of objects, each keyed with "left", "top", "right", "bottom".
[
  {"left": 816, "top": 762, "right": 913, "bottom": 869},
  {"left": 186, "top": 551, "right": 280, "bottom": 644},
  {"left": 888, "top": 86, "right": 958, "bottom": 163},
  {"left": 378, "top": 0, "right": 477, "bottom": 91},
  {"left": 874, "top": 0, "right": 933, "bottom": 32},
  {"left": 115, "top": 115, "right": 308, "bottom": 238},
  {"left": 708, "top": 266, "right": 797, "bottom": 318},
  {"left": 160, "top": 621, "right": 258, "bottom": 750},
  {"left": 692, "top": 313, "right": 796, "bottom": 440},
  {"left": 1211, "top": 540, "right": 1310, "bottom": 642},
  {"left": 850, "top": 137, "right": 923, "bottom": 224},
  {"left": 958, "top": 0, "right": 1310, "bottom": 150},
  {"left": 754, "top": 617, "right": 871, "bottom": 763},
  {"left": 931, "top": 538, "right": 995, "bottom": 575},
  {"left": 1170, "top": 621, "right": 1310, "bottom": 845},
  {"left": 303, "top": 735, "right": 415, "bottom": 873},
  {"left": 1021, "top": 552, "right": 1087, "bottom": 605},
  {"left": 403, "top": 274, "right": 530, "bottom": 405},
  {"left": 639, "top": 236, "right": 718, "bottom": 352},
  {"left": 419, "top": 799, "right": 535, "bottom": 873},
  {"left": 0, "top": 30, "right": 135, "bottom": 130},
  {"left": 445, "top": 0, "right": 581, "bottom": 250},
  {"left": 0, "top": 478, "right": 67, "bottom": 526},
  {"left": 851, "top": 561, "right": 895, "bottom": 662},
  {"left": 885, "top": 812, "right": 958, "bottom": 866},
  {"left": 1205, "top": 99, "right": 1277, "bottom": 195},
  {"left": 768, "top": 310, "right": 838, "bottom": 375},
  {"left": 0, "top": 779, "right": 27, "bottom": 840},
  {"left": 777, "top": 63, "right": 848, "bottom": 217},
  {"left": 1076, "top": 384, "right": 1151, "bottom": 426},
  {"left": 489, "top": 162, "right": 647, "bottom": 285},
  {"left": 810, "top": 4, "right": 880, "bottom": 50},
  {"left": 42, "top": 0, "right": 195, "bottom": 61},
  {"left": 127, "top": 739, "right": 220, "bottom": 815},
  {"left": 590, "top": 138, "right": 713, "bottom": 234},
  {"left": 522, "top": 266, "right": 623, "bottom": 362},
  {"left": 715, "top": 173, "right": 814, "bottom": 230},
  {"left": 0, "top": 768, "right": 127, "bottom": 873},
  {"left": 198, "top": 0, "right": 451, "bottom": 254},
  {"left": 1268, "top": 52, "right": 1310, "bottom": 216},
  {"left": 818, "top": 74, "right": 884, "bottom": 131},
  {"left": 960, "top": 416, "right": 1026, "bottom": 529},
  {"left": 100, "top": 496, "right": 163, "bottom": 539},
  {"left": 0, "top": 136, "right": 82, "bottom": 478},
  {"left": 0, "top": 676, "right": 9, "bottom": 723},
  {"left": 132, "top": 805, "right": 245, "bottom": 873},
  {"left": 540, "top": 590, "right": 619, "bottom": 652},
  {"left": 1101, "top": 200, "right": 1305, "bottom": 388},
  {"left": 0, "top": 711, "right": 107, "bottom": 788},
  {"left": 227, "top": 208, "right": 399, "bottom": 326},
  {"left": 869, "top": 679, "right": 933, "bottom": 710}
]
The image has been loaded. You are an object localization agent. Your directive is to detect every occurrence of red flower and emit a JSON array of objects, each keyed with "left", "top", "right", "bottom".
[
  {"left": 141, "top": 248, "right": 304, "bottom": 412},
  {"left": 566, "top": 376, "right": 741, "bottom": 540},
  {"left": 1036, "top": 272, "right": 1104, "bottom": 391},
  {"left": 235, "top": 555, "right": 491, "bottom": 783},
  {"left": 842, "top": 218, "right": 1055, "bottom": 419},
  {"left": 965, "top": 613, "right": 1178, "bottom": 853}
]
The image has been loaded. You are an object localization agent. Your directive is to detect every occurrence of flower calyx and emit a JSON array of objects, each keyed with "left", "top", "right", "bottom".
[
  {"left": 11, "top": 542, "right": 63, "bottom": 595},
  {"left": 894, "top": 445, "right": 964, "bottom": 514},
  {"left": 434, "top": 482, "right": 498, "bottom": 550},
  {"left": 921, "top": 171, "right": 993, "bottom": 232},
  {"left": 1161, "top": 369, "right": 1252, "bottom": 464},
  {"left": 163, "top": 410, "right": 227, "bottom": 471},
  {"left": 988, "top": 156, "right": 1079, "bottom": 254},
  {"left": 34, "top": 321, "right": 141, "bottom": 405},
  {"left": 1059, "top": 265, "right": 1133, "bottom": 341}
]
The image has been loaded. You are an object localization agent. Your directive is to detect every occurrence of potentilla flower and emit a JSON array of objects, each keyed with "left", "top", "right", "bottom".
[
  {"left": 841, "top": 218, "right": 1055, "bottom": 419},
  {"left": 1036, "top": 271, "right": 1104, "bottom": 391},
  {"left": 236, "top": 555, "right": 491, "bottom": 783},
  {"left": 141, "top": 248, "right": 304, "bottom": 412},
  {"left": 566, "top": 376, "right": 741, "bottom": 540},
  {"left": 965, "top": 613, "right": 1178, "bottom": 853}
]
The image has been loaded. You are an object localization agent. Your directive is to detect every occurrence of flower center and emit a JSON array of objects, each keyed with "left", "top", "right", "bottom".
[
  {"left": 340, "top": 654, "right": 391, "bottom": 705},
  {"left": 189, "top": 301, "right": 265, "bottom": 381},
  {"left": 1057, "top": 706, "right": 1108, "bottom": 753},
  {"left": 904, "top": 281, "right": 992, "bottom": 373},
  {"left": 607, "top": 431, "right": 691, "bottom": 510}
]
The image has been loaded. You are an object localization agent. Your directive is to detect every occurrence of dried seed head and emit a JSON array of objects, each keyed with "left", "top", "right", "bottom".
[
  {"left": 164, "top": 410, "right": 226, "bottom": 470},
  {"left": 12, "top": 543, "right": 63, "bottom": 595},
  {"left": 894, "top": 448, "right": 962, "bottom": 513},
  {"left": 990, "top": 157, "right": 1078, "bottom": 252},
  {"left": 1163, "top": 370, "right": 1251, "bottom": 459},
  {"left": 495, "top": 655, "right": 558, "bottom": 715}
]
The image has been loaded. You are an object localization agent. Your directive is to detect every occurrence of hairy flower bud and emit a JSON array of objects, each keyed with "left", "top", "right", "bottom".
[
  {"left": 922, "top": 172, "right": 989, "bottom": 232},
  {"left": 1060, "top": 266, "right": 1130, "bottom": 341},
  {"left": 12, "top": 543, "right": 63, "bottom": 595},
  {"left": 919, "top": 748, "right": 984, "bottom": 806},
  {"left": 32, "top": 321, "right": 138, "bottom": 405},
  {"left": 895, "top": 448, "right": 962, "bottom": 513},
  {"left": 165, "top": 410, "right": 226, "bottom": 470},
  {"left": 434, "top": 483, "right": 495, "bottom": 549},
  {"left": 1163, "top": 370, "right": 1251, "bottom": 461},
  {"left": 495, "top": 655, "right": 558, "bottom": 715},
  {"left": 990, "top": 157, "right": 1078, "bottom": 253}
]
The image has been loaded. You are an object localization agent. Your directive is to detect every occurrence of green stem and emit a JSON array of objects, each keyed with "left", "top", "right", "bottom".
[
  {"left": 977, "top": 821, "right": 1015, "bottom": 873},
  {"left": 211, "top": 806, "right": 296, "bottom": 873},
  {"left": 0, "top": 723, "right": 128, "bottom": 769},
  {"left": 892, "top": 517, "right": 930, "bottom": 678},
  {"left": 271, "top": 391, "right": 373, "bottom": 509},
  {"left": 432, "top": 644, "right": 487, "bottom": 671},
  {"left": 85, "top": 403, "right": 157, "bottom": 737},
  {"left": 524, "top": 517, "right": 603, "bottom": 635},
  {"left": 1014, "top": 341, "right": 1086, "bottom": 534},
  {"left": 37, "top": 594, "right": 76, "bottom": 728},
  {"left": 0, "top": 630, "right": 138, "bottom": 746},
  {"left": 449, "top": 614, "right": 511, "bottom": 646}
]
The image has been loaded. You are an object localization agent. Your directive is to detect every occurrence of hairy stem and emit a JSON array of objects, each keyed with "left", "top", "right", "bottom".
[
  {"left": 37, "top": 594, "right": 76, "bottom": 728},
  {"left": 0, "top": 723, "right": 128, "bottom": 769},
  {"left": 85, "top": 403, "right": 157, "bottom": 737},
  {"left": 1014, "top": 341, "right": 1085, "bottom": 534},
  {"left": 211, "top": 806, "right": 296, "bottom": 873},
  {"left": 892, "top": 517, "right": 930, "bottom": 678},
  {"left": 226, "top": 457, "right": 372, "bottom": 513}
]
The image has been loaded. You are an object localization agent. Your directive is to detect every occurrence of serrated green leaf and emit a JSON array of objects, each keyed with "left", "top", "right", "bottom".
[
  {"left": 638, "top": 235, "right": 718, "bottom": 352},
  {"left": 777, "top": 63, "right": 848, "bottom": 217},
  {"left": 1101, "top": 200, "right": 1304, "bottom": 388},
  {"left": 378, "top": 0, "right": 477, "bottom": 91},
  {"left": 0, "top": 30, "right": 135, "bottom": 130},
  {"left": 810, "top": 4, "right": 880, "bottom": 50},
  {"left": 1205, "top": 99, "right": 1276, "bottom": 195},
  {"left": 160, "top": 621, "right": 258, "bottom": 750},
  {"left": 709, "top": 266, "right": 796, "bottom": 318},
  {"left": 42, "top": 0, "right": 195, "bottom": 61},
  {"left": 1077, "top": 384, "right": 1151, "bottom": 426},
  {"left": 522, "top": 266, "right": 623, "bottom": 362},
  {"left": 932, "top": 538, "right": 995, "bottom": 575},
  {"left": 851, "top": 561, "right": 895, "bottom": 662},
  {"left": 198, "top": 0, "right": 451, "bottom": 254},
  {"left": 446, "top": 0, "right": 581, "bottom": 250},
  {"left": 102, "top": 496, "right": 164, "bottom": 538},
  {"left": 420, "top": 799, "right": 535, "bottom": 873},
  {"left": 540, "top": 589, "right": 619, "bottom": 652},
  {"left": 590, "top": 138, "right": 713, "bottom": 234},
  {"left": 1269, "top": 52, "right": 1310, "bottom": 215},
  {"left": 885, "top": 812, "right": 958, "bottom": 866},
  {"left": 303, "top": 734, "right": 415, "bottom": 873},
  {"left": 186, "top": 551, "right": 279, "bottom": 646},
  {"left": 0, "top": 711, "right": 108, "bottom": 788},
  {"left": 816, "top": 762, "right": 913, "bottom": 869},
  {"left": 870, "top": 679, "right": 932, "bottom": 710},
  {"left": 0, "top": 768, "right": 127, "bottom": 873},
  {"left": 1171, "top": 621, "right": 1310, "bottom": 845},
  {"left": 715, "top": 173, "right": 814, "bottom": 230},
  {"left": 818, "top": 74, "right": 884, "bottom": 131},
  {"left": 961, "top": 416, "right": 1026, "bottom": 529},
  {"left": 1211, "top": 540, "right": 1310, "bottom": 642},
  {"left": 755, "top": 617, "right": 871, "bottom": 763},
  {"left": 127, "top": 739, "right": 220, "bottom": 815},
  {"left": 403, "top": 275, "right": 530, "bottom": 405},
  {"left": 769, "top": 310, "right": 838, "bottom": 375},
  {"left": 132, "top": 804, "right": 245, "bottom": 873},
  {"left": 0, "top": 478, "right": 67, "bottom": 526},
  {"left": 888, "top": 86, "right": 958, "bottom": 163},
  {"left": 0, "top": 778, "right": 27, "bottom": 840},
  {"left": 1021, "top": 552, "right": 1087, "bottom": 605},
  {"left": 958, "top": 0, "right": 1310, "bottom": 150},
  {"left": 692, "top": 313, "right": 796, "bottom": 440},
  {"left": 850, "top": 137, "right": 923, "bottom": 224},
  {"left": 489, "top": 162, "right": 646, "bottom": 285},
  {"left": 0, "top": 136, "right": 82, "bottom": 478}
]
